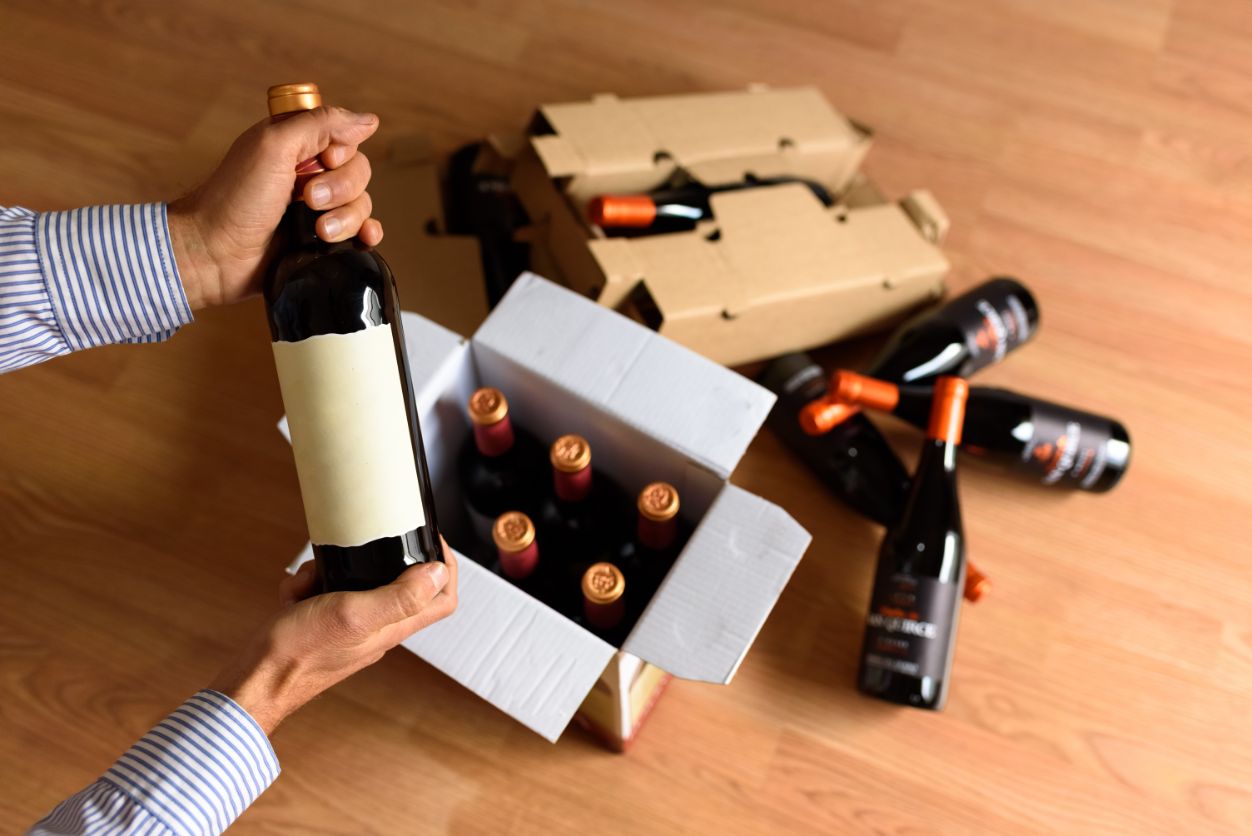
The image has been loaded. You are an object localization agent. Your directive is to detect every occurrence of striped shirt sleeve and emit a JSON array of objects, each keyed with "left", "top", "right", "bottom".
[
  {"left": 29, "top": 690, "right": 280, "bottom": 836},
  {"left": 0, "top": 203, "right": 193, "bottom": 374}
]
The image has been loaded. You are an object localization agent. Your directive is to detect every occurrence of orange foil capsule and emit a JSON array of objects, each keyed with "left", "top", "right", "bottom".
[
  {"left": 965, "top": 562, "right": 991, "bottom": 603},
  {"left": 828, "top": 370, "right": 901, "bottom": 412},
  {"left": 587, "top": 195, "right": 658, "bottom": 228},
  {"left": 799, "top": 400, "right": 861, "bottom": 435}
]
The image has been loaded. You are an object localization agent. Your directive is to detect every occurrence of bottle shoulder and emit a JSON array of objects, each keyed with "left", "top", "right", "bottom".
[{"left": 265, "top": 245, "right": 396, "bottom": 341}]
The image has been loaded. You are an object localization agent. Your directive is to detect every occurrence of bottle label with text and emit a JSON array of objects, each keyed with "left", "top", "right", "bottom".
[
  {"left": 1023, "top": 403, "right": 1112, "bottom": 488},
  {"left": 273, "top": 324, "right": 426, "bottom": 547},
  {"left": 863, "top": 573, "right": 959, "bottom": 680},
  {"left": 955, "top": 292, "right": 1033, "bottom": 376}
]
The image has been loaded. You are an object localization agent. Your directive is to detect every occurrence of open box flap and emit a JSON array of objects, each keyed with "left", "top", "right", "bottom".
[
  {"left": 286, "top": 546, "right": 615, "bottom": 742},
  {"left": 622, "top": 484, "right": 811, "bottom": 682},
  {"left": 472, "top": 273, "right": 774, "bottom": 480},
  {"left": 402, "top": 553, "right": 617, "bottom": 742}
]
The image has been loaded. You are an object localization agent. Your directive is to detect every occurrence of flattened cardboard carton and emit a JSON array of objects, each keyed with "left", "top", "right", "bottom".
[
  {"left": 284, "top": 274, "right": 811, "bottom": 746},
  {"left": 368, "top": 139, "right": 490, "bottom": 336},
  {"left": 508, "top": 86, "right": 951, "bottom": 367}
]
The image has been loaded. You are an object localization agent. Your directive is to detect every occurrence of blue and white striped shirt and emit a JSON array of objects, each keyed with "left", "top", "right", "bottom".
[
  {"left": 31, "top": 691, "right": 281, "bottom": 836},
  {"left": 2, "top": 204, "right": 280, "bottom": 833},
  {"left": 0, "top": 203, "right": 192, "bottom": 372}
]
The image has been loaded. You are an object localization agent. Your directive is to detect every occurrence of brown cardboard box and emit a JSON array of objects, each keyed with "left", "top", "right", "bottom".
[
  {"left": 507, "top": 87, "right": 951, "bottom": 367},
  {"left": 368, "top": 139, "right": 490, "bottom": 336}
]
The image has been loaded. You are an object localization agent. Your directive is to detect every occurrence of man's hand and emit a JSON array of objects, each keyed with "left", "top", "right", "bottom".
[
  {"left": 210, "top": 544, "right": 457, "bottom": 735},
  {"left": 168, "top": 106, "right": 385, "bottom": 311}
]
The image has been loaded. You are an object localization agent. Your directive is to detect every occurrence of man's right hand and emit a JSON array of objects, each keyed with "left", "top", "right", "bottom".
[{"left": 209, "top": 545, "right": 458, "bottom": 735}]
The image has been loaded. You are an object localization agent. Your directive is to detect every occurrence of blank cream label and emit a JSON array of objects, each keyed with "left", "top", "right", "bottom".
[{"left": 273, "top": 325, "right": 425, "bottom": 547}]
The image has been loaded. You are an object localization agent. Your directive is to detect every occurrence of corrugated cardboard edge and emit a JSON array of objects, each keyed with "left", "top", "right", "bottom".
[
  {"left": 623, "top": 484, "right": 811, "bottom": 682},
  {"left": 402, "top": 552, "right": 618, "bottom": 742},
  {"left": 283, "top": 544, "right": 617, "bottom": 743}
]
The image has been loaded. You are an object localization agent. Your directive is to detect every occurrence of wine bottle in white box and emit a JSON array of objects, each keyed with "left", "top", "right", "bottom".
[{"left": 263, "top": 82, "right": 443, "bottom": 592}]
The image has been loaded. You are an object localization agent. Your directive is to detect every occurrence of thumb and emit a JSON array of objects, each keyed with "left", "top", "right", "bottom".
[
  {"left": 279, "top": 560, "right": 320, "bottom": 606},
  {"left": 348, "top": 561, "right": 450, "bottom": 634},
  {"left": 267, "top": 106, "right": 379, "bottom": 166}
]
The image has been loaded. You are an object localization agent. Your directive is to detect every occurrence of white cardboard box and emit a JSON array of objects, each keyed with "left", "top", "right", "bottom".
[{"left": 284, "top": 273, "right": 811, "bottom": 744}]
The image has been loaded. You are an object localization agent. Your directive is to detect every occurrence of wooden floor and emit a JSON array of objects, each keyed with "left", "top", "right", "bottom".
[{"left": 3, "top": 1, "right": 1252, "bottom": 833}]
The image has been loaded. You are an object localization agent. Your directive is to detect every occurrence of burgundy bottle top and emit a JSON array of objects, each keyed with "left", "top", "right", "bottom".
[
  {"left": 493, "top": 511, "right": 538, "bottom": 580},
  {"left": 551, "top": 434, "right": 592, "bottom": 502},
  {"left": 582, "top": 562, "right": 625, "bottom": 631},
  {"left": 266, "top": 83, "right": 327, "bottom": 197},
  {"left": 637, "top": 481, "right": 680, "bottom": 551},
  {"left": 469, "top": 387, "right": 516, "bottom": 457}
]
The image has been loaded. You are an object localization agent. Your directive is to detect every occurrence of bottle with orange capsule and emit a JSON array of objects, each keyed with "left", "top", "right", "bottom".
[
  {"left": 858, "top": 376, "right": 969, "bottom": 710},
  {"left": 758, "top": 353, "right": 911, "bottom": 527},
  {"left": 804, "top": 370, "right": 1131, "bottom": 493},
  {"left": 587, "top": 175, "right": 834, "bottom": 237}
]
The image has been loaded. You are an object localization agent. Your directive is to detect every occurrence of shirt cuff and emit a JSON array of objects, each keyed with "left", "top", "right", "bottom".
[
  {"left": 35, "top": 203, "right": 193, "bottom": 350},
  {"left": 103, "top": 690, "right": 280, "bottom": 836}
]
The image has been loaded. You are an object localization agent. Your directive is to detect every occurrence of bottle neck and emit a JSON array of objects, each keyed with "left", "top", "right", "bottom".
[
  {"left": 474, "top": 415, "right": 516, "bottom": 457},
  {"left": 637, "top": 513, "right": 677, "bottom": 551},
  {"left": 584, "top": 594, "right": 624, "bottom": 632},
  {"left": 280, "top": 201, "right": 325, "bottom": 248},
  {"left": 893, "top": 385, "right": 937, "bottom": 428},
  {"left": 498, "top": 541, "right": 539, "bottom": 580},
  {"left": 920, "top": 436, "right": 960, "bottom": 474},
  {"left": 554, "top": 464, "right": 592, "bottom": 503}
]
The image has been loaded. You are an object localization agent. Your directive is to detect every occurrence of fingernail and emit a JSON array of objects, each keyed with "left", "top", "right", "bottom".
[
  {"left": 358, "top": 112, "right": 378, "bottom": 125},
  {"left": 427, "top": 561, "right": 448, "bottom": 587},
  {"left": 321, "top": 215, "right": 341, "bottom": 239},
  {"left": 310, "top": 183, "right": 331, "bottom": 207}
]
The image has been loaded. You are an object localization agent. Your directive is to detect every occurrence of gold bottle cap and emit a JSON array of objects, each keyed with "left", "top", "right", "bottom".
[
  {"left": 468, "top": 387, "right": 509, "bottom": 426},
  {"left": 492, "top": 511, "right": 535, "bottom": 553},
  {"left": 581, "top": 562, "right": 625, "bottom": 605},
  {"left": 638, "top": 481, "right": 680, "bottom": 522},
  {"left": 267, "top": 82, "right": 322, "bottom": 116},
  {"left": 550, "top": 434, "right": 591, "bottom": 473}
]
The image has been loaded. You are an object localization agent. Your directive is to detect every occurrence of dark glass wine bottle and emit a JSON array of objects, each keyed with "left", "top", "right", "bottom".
[
  {"left": 457, "top": 386, "right": 548, "bottom": 544},
  {"left": 858, "top": 376, "right": 969, "bottom": 710},
  {"left": 866, "top": 277, "right": 1039, "bottom": 384},
  {"left": 761, "top": 279, "right": 1039, "bottom": 525},
  {"left": 537, "top": 434, "right": 630, "bottom": 614},
  {"left": 581, "top": 562, "right": 628, "bottom": 645},
  {"left": 263, "top": 82, "right": 442, "bottom": 593},
  {"left": 810, "top": 371, "right": 1132, "bottom": 492},
  {"left": 490, "top": 511, "right": 555, "bottom": 601},
  {"left": 615, "top": 482, "right": 689, "bottom": 619},
  {"left": 588, "top": 174, "right": 835, "bottom": 237},
  {"left": 758, "top": 353, "right": 911, "bottom": 527}
]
